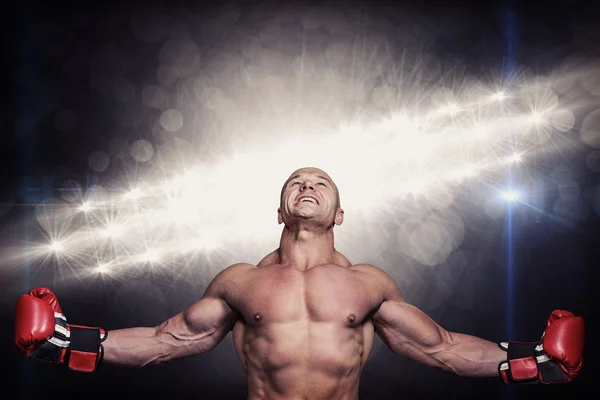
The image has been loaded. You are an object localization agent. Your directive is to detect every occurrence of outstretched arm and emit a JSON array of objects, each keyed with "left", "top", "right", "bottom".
[
  {"left": 363, "top": 265, "right": 505, "bottom": 377},
  {"left": 102, "top": 263, "right": 250, "bottom": 367},
  {"left": 374, "top": 300, "right": 505, "bottom": 377},
  {"left": 366, "top": 265, "right": 585, "bottom": 383}
]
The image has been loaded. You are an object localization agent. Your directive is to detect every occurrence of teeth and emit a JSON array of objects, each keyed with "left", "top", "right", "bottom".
[{"left": 300, "top": 197, "right": 316, "bottom": 203}]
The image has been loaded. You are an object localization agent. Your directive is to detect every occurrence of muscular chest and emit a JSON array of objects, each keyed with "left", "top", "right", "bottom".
[{"left": 230, "top": 265, "right": 380, "bottom": 326}]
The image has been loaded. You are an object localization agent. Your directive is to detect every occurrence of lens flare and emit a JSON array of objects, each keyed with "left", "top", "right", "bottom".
[
  {"left": 17, "top": 20, "right": 599, "bottom": 286},
  {"left": 502, "top": 191, "right": 519, "bottom": 202}
]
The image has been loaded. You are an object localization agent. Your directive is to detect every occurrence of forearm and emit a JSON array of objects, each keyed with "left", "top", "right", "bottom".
[
  {"left": 101, "top": 316, "right": 230, "bottom": 368},
  {"left": 433, "top": 332, "right": 506, "bottom": 377},
  {"left": 102, "top": 327, "right": 171, "bottom": 367},
  {"left": 99, "top": 292, "right": 237, "bottom": 368}
]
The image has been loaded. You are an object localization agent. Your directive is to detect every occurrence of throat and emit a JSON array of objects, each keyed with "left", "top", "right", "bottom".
[{"left": 278, "top": 227, "right": 337, "bottom": 270}]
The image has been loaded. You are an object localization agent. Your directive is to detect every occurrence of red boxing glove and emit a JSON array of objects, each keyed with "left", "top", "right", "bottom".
[
  {"left": 498, "top": 310, "right": 585, "bottom": 384},
  {"left": 14, "top": 287, "right": 107, "bottom": 373}
]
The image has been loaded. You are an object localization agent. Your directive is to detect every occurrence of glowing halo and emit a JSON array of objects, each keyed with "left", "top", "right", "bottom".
[{"left": 20, "top": 25, "right": 600, "bottom": 282}]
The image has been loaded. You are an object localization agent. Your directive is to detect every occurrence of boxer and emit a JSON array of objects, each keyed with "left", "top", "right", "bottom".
[{"left": 15, "top": 167, "right": 585, "bottom": 399}]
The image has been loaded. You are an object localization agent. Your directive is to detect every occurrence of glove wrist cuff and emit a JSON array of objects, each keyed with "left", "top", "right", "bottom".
[
  {"left": 498, "top": 341, "right": 541, "bottom": 385},
  {"left": 67, "top": 325, "right": 107, "bottom": 373}
]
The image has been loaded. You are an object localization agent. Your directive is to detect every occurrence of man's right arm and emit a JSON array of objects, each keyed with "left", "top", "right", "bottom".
[
  {"left": 102, "top": 263, "right": 249, "bottom": 367},
  {"left": 15, "top": 263, "right": 250, "bottom": 371}
]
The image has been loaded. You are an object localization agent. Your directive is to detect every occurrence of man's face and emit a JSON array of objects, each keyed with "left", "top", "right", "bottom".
[{"left": 278, "top": 167, "right": 344, "bottom": 228}]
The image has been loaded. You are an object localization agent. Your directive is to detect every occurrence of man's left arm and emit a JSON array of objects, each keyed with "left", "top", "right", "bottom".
[
  {"left": 363, "top": 265, "right": 585, "bottom": 384},
  {"left": 373, "top": 293, "right": 505, "bottom": 377}
]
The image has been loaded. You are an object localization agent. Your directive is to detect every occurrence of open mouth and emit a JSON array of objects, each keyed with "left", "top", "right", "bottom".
[{"left": 297, "top": 196, "right": 318, "bottom": 204}]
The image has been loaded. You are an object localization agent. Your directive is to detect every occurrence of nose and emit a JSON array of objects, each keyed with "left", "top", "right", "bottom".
[{"left": 301, "top": 181, "right": 315, "bottom": 191}]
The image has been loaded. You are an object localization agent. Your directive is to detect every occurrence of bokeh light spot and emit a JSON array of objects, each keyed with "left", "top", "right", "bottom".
[
  {"left": 159, "top": 109, "right": 184, "bottom": 132},
  {"left": 130, "top": 139, "right": 154, "bottom": 162},
  {"left": 581, "top": 108, "right": 600, "bottom": 148},
  {"left": 88, "top": 151, "right": 111, "bottom": 172}
]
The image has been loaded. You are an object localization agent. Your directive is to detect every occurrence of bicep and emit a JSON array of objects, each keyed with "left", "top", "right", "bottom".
[
  {"left": 182, "top": 294, "right": 236, "bottom": 335},
  {"left": 155, "top": 265, "right": 246, "bottom": 357},
  {"left": 363, "top": 264, "right": 451, "bottom": 366},
  {"left": 178, "top": 262, "right": 250, "bottom": 337},
  {"left": 155, "top": 296, "right": 236, "bottom": 358},
  {"left": 374, "top": 300, "right": 448, "bottom": 359}
]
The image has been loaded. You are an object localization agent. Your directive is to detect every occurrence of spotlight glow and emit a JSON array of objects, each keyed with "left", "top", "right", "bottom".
[
  {"left": 440, "top": 103, "right": 461, "bottom": 116},
  {"left": 22, "top": 33, "right": 599, "bottom": 280},
  {"left": 96, "top": 263, "right": 110, "bottom": 274},
  {"left": 530, "top": 111, "right": 545, "bottom": 124},
  {"left": 491, "top": 91, "right": 507, "bottom": 102},
  {"left": 508, "top": 153, "right": 523, "bottom": 163},
  {"left": 502, "top": 190, "right": 519, "bottom": 202},
  {"left": 100, "top": 225, "right": 122, "bottom": 238},
  {"left": 142, "top": 249, "right": 160, "bottom": 263},
  {"left": 48, "top": 241, "right": 64, "bottom": 253},
  {"left": 124, "top": 188, "right": 141, "bottom": 201}
]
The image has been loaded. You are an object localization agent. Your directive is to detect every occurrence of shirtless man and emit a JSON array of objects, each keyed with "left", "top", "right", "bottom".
[{"left": 15, "top": 167, "right": 585, "bottom": 399}]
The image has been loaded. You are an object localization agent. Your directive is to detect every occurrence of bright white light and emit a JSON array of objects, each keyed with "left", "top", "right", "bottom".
[
  {"left": 124, "top": 188, "right": 141, "bottom": 201},
  {"left": 530, "top": 111, "right": 544, "bottom": 124},
  {"left": 508, "top": 153, "right": 523, "bottom": 163},
  {"left": 142, "top": 248, "right": 160, "bottom": 262},
  {"left": 502, "top": 190, "right": 519, "bottom": 201},
  {"left": 462, "top": 164, "right": 478, "bottom": 178},
  {"left": 96, "top": 263, "right": 110, "bottom": 274},
  {"left": 168, "top": 170, "right": 200, "bottom": 190},
  {"left": 166, "top": 198, "right": 198, "bottom": 224},
  {"left": 198, "top": 236, "right": 218, "bottom": 251},
  {"left": 404, "top": 178, "right": 429, "bottom": 194},
  {"left": 380, "top": 113, "right": 414, "bottom": 132},
  {"left": 440, "top": 103, "right": 460, "bottom": 116},
  {"left": 181, "top": 236, "right": 220, "bottom": 253},
  {"left": 100, "top": 225, "right": 121, "bottom": 238},
  {"left": 24, "top": 59, "right": 586, "bottom": 277},
  {"left": 491, "top": 91, "right": 506, "bottom": 102},
  {"left": 470, "top": 125, "right": 488, "bottom": 140},
  {"left": 48, "top": 241, "right": 64, "bottom": 252}
]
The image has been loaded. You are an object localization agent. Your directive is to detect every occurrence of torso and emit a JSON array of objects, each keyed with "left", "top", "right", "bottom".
[{"left": 223, "top": 251, "right": 385, "bottom": 400}]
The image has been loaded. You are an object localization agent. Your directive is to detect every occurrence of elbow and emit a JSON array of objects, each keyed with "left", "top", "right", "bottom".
[
  {"left": 196, "top": 326, "right": 229, "bottom": 353},
  {"left": 430, "top": 350, "right": 462, "bottom": 376},
  {"left": 429, "top": 331, "right": 483, "bottom": 377},
  {"left": 427, "top": 331, "right": 462, "bottom": 375},
  {"left": 430, "top": 352, "right": 460, "bottom": 375},
  {"left": 139, "top": 325, "right": 181, "bottom": 367}
]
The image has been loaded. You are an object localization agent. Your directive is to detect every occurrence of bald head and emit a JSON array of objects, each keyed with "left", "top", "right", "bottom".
[
  {"left": 280, "top": 167, "right": 340, "bottom": 207},
  {"left": 278, "top": 167, "right": 345, "bottom": 230}
]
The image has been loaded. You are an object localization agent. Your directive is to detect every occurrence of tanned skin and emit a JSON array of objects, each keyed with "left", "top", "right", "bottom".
[{"left": 101, "top": 167, "right": 506, "bottom": 400}]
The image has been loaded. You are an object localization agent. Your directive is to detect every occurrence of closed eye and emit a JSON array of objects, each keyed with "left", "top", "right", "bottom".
[{"left": 317, "top": 182, "right": 327, "bottom": 187}]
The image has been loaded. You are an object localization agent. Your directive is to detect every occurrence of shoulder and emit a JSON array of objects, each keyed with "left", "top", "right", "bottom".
[
  {"left": 352, "top": 263, "right": 390, "bottom": 280},
  {"left": 333, "top": 250, "right": 352, "bottom": 267},
  {"left": 215, "top": 263, "right": 256, "bottom": 280},
  {"left": 352, "top": 264, "right": 404, "bottom": 301},
  {"left": 205, "top": 263, "right": 256, "bottom": 296},
  {"left": 257, "top": 250, "right": 280, "bottom": 268}
]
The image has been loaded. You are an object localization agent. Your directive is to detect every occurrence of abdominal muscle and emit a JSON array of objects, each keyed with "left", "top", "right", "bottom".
[{"left": 233, "top": 320, "right": 373, "bottom": 400}]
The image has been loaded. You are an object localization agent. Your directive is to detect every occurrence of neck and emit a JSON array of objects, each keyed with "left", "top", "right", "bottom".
[{"left": 278, "top": 223, "right": 336, "bottom": 271}]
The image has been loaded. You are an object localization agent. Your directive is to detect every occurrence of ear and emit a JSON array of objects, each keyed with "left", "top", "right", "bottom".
[
  {"left": 334, "top": 208, "right": 344, "bottom": 226},
  {"left": 277, "top": 207, "right": 283, "bottom": 224}
]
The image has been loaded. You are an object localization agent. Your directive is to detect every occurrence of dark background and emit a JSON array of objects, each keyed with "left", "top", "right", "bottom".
[{"left": 1, "top": 0, "right": 599, "bottom": 399}]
